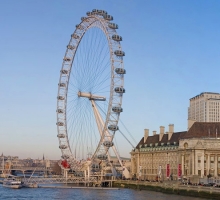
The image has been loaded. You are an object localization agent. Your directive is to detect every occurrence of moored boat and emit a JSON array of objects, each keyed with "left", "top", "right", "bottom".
[
  {"left": 3, "top": 175, "right": 22, "bottom": 189},
  {"left": 22, "top": 183, "right": 38, "bottom": 188}
]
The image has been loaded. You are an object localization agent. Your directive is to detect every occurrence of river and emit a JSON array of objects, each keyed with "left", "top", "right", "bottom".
[{"left": 0, "top": 184, "right": 208, "bottom": 200}]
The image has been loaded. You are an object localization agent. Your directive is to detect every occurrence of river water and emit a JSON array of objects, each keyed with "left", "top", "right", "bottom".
[{"left": 0, "top": 184, "right": 208, "bottom": 200}]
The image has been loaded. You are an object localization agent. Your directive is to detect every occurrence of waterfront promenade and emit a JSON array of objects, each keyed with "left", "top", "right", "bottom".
[{"left": 113, "top": 180, "right": 220, "bottom": 199}]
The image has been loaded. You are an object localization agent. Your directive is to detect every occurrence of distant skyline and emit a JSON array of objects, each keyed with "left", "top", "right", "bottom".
[{"left": 1, "top": 0, "right": 220, "bottom": 159}]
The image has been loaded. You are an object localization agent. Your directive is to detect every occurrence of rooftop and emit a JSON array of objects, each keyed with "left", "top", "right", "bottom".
[
  {"left": 136, "top": 122, "right": 220, "bottom": 149},
  {"left": 190, "top": 92, "right": 220, "bottom": 100}
]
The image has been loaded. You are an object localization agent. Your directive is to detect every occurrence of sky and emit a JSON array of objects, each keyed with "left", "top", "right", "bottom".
[{"left": 0, "top": 0, "right": 220, "bottom": 160}]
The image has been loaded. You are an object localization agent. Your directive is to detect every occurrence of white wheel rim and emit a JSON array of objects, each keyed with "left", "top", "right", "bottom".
[{"left": 57, "top": 10, "right": 125, "bottom": 171}]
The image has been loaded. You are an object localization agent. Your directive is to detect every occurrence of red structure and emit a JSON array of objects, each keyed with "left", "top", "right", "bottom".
[
  {"left": 61, "top": 160, "right": 70, "bottom": 169},
  {"left": 166, "top": 164, "right": 170, "bottom": 178},
  {"left": 178, "top": 164, "right": 182, "bottom": 178}
]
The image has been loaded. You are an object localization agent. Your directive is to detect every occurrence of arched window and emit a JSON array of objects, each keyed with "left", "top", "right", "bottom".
[{"left": 184, "top": 142, "right": 188, "bottom": 148}]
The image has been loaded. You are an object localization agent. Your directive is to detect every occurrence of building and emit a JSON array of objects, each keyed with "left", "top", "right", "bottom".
[
  {"left": 188, "top": 92, "right": 220, "bottom": 129},
  {"left": 131, "top": 122, "right": 220, "bottom": 181}
]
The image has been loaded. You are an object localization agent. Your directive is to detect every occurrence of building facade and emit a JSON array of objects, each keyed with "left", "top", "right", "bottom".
[
  {"left": 131, "top": 122, "right": 220, "bottom": 181},
  {"left": 188, "top": 92, "right": 220, "bottom": 128}
]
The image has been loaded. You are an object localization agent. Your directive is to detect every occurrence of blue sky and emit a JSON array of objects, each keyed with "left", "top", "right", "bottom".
[{"left": 0, "top": 0, "right": 220, "bottom": 159}]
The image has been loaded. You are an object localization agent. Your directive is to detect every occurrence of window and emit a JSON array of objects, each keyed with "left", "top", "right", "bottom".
[
  {"left": 218, "top": 157, "right": 220, "bottom": 176},
  {"left": 198, "top": 156, "right": 201, "bottom": 168},
  {"left": 210, "top": 156, "right": 214, "bottom": 169},
  {"left": 184, "top": 143, "right": 188, "bottom": 148}
]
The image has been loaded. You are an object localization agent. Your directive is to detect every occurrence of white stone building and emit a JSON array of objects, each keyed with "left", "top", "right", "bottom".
[{"left": 131, "top": 122, "right": 220, "bottom": 181}]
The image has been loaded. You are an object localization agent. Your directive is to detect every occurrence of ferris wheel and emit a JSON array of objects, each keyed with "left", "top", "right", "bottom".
[{"left": 56, "top": 9, "right": 126, "bottom": 174}]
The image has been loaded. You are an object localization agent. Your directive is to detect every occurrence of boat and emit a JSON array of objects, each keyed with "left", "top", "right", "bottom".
[
  {"left": 3, "top": 175, "right": 22, "bottom": 189},
  {"left": 22, "top": 168, "right": 38, "bottom": 188},
  {"left": 22, "top": 183, "right": 38, "bottom": 188}
]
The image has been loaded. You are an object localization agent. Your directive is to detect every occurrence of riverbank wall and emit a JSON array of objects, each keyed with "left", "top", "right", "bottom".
[{"left": 113, "top": 180, "right": 220, "bottom": 199}]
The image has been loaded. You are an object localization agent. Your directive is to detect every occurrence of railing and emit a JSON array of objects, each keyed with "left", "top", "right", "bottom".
[
  {"left": 0, "top": 166, "right": 52, "bottom": 171},
  {"left": 22, "top": 176, "right": 98, "bottom": 185}
]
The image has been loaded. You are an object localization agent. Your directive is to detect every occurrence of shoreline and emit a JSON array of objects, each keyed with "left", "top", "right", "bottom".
[
  {"left": 2, "top": 177, "right": 220, "bottom": 199},
  {"left": 38, "top": 185, "right": 119, "bottom": 190},
  {"left": 113, "top": 180, "right": 220, "bottom": 199}
]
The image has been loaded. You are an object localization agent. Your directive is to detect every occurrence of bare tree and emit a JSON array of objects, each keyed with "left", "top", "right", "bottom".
[{"left": 52, "top": 162, "right": 61, "bottom": 175}]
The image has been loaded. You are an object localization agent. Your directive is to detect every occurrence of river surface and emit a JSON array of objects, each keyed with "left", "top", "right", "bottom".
[{"left": 0, "top": 184, "right": 208, "bottom": 200}]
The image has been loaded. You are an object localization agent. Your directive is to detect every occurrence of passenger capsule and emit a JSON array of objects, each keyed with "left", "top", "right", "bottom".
[
  {"left": 97, "top": 10, "right": 107, "bottom": 15},
  {"left": 108, "top": 23, "right": 118, "bottom": 29},
  {"left": 56, "top": 109, "right": 64, "bottom": 113},
  {"left": 63, "top": 57, "right": 71, "bottom": 62},
  {"left": 91, "top": 164, "right": 99, "bottom": 169},
  {"left": 61, "top": 155, "right": 69, "bottom": 159},
  {"left": 112, "top": 106, "right": 123, "bottom": 113},
  {"left": 71, "top": 33, "right": 80, "bottom": 39},
  {"left": 58, "top": 83, "right": 66, "bottom": 87},
  {"left": 114, "top": 50, "right": 125, "bottom": 57},
  {"left": 108, "top": 125, "right": 119, "bottom": 131},
  {"left": 57, "top": 96, "right": 65, "bottom": 100},
  {"left": 86, "top": 11, "right": 92, "bottom": 16},
  {"left": 103, "top": 141, "right": 114, "bottom": 147},
  {"left": 59, "top": 145, "right": 67, "bottom": 149},
  {"left": 56, "top": 122, "right": 64, "bottom": 126},
  {"left": 115, "top": 87, "right": 125, "bottom": 93},
  {"left": 115, "top": 68, "right": 126, "bottom": 74},
  {"left": 67, "top": 45, "right": 75, "bottom": 50},
  {"left": 112, "top": 35, "right": 122, "bottom": 41},
  {"left": 104, "top": 14, "right": 113, "bottom": 21},
  {"left": 57, "top": 133, "right": 65, "bottom": 138},
  {"left": 61, "top": 69, "right": 69, "bottom": 74},
  {"left": 76, "top": 24, "right": 83, "bottom": 30},
  {"left": 92, "top": 9, "right": 98, "bottom": 14},
  {"left": 97, "top": 154, "right": 108, "bottom": 160}
]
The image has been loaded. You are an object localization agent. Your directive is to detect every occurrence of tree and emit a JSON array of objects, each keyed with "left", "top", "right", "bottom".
[
  {"left": 52, "top": 162, "right": 61, "bottom": 175},
  {"left": 207, "top": 174, "right": 212, "bottom": 179}
]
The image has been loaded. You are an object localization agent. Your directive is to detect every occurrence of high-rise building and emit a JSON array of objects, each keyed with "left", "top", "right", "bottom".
[{"left": 188, "top": 92, "right": 220, "bottom": 129}]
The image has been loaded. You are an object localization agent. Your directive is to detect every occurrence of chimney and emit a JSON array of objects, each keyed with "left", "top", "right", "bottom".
[
  {"left": 144, "top": 129, "right": 149, "bottom": 143},
  {"left": 168, "top": 124, "right": 174, "bottom": 140},
  {"left": 153, "top": 131, "right": 156, "bottom": 136},
  {"left": 159, "top": 126, "right": 165, "bottom": 141}
]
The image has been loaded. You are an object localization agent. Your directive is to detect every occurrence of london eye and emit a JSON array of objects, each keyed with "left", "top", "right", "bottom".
[{"left": 56, "top": 9, "right": 128, "bottom": 177}]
